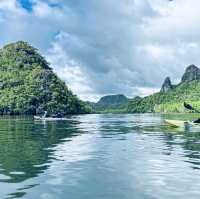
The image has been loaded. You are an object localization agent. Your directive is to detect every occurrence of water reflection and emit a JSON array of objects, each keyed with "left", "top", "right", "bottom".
[
  {"left": 0, "top": 116, "right": 84, "bottom": 198},
  {"left": 140, "top": 114, "right": 200, "bottom": 171},
  {"left": 0, "top": 114, "right": 200, "bottom": 198}
]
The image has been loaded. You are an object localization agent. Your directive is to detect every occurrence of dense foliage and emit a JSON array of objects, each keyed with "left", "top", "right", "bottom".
[
  {"left": 127, "top": 81, "right": 200, "bottom": 113},
  {"left": 0, "top": 41, "right": 91, "bottom": 115}
]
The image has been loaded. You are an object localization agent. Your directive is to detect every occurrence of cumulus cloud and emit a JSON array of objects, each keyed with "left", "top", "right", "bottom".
[
  {"left": 0, "top": 0, "right": 200, "bottom": 101},
  {"left": 46, "top": 39, "right": 99, "bottom": 101}
]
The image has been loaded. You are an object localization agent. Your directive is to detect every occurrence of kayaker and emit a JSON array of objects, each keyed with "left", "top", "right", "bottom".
[
  {"left": 42, "top": 111, "right": 48, "bottom": 119},
  {"left": 184, "top": 102, "right": 200, "bottom": 123},
  {"left": 193, "top": 118, "right": 200, "bottom": 123}
]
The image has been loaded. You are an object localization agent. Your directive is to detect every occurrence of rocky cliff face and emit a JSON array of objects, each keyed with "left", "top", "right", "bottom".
[
  {"left": 181, "top": 64, "right": 200, "bottom": 82},
  {"left": 160, "top": 77, "right": 173, "bottom": 92},
  {"left": 160, "top": 64, "right": 200, "bottom": 92}
]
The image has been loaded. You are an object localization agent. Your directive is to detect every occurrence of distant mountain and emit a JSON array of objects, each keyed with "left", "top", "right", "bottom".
[
  {"left": 97, "top": 94, "right": 128, "bottom": 107},
  {"left": 160, "top": 77, "right": 174, "bottom": 92},
  {"left": 0, "top": 41, "right": 91, "bottom": 115},
  {"left": 87, "top": 94, "right": 129, "bottom": 113},
  {"left": 181, "top": 64, "right": 200, "bottom": 82},
  {"left": 127, "top": 64, "right": 200, "bottom": 113}
]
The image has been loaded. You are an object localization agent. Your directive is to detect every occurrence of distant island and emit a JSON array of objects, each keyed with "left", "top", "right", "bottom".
[
  {"left": 89, "top": 64, "right": 200, "bottom": 113},
  {"left": 0, "top": 41, "right": 91, "bottom": 115}
]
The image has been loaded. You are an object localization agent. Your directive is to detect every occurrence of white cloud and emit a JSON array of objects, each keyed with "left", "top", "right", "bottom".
[
  {"left": 32, "top": 1, "right": 52, "bottom": 17},
  {"left": 137, "top": 87, "right": 160, "bottom": 97},
  {"left": 46, "top": 39, "right": 99, "bottom": 102},
  {"left": 137, "top": 44, "right": 175, "bottom": 62},
  {"left": 0, "top": 0, "right": 26, "bottom": 15},
  {"left": 144, "top": 0, "right": 200, "bottom": 40},
  {"left": 32, "top": 0, "right": 64, "bottom": 18},
  {"left": 1, "top": 0, "right": 200, "bottom": 101},
  {"left": 0, "top": 0, "right": 18, "bottom": 11}
]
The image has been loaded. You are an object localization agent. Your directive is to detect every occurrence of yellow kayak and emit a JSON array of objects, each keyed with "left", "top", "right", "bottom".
[{"left": 165, "top": 119, "right": 193, "bottom": 128}]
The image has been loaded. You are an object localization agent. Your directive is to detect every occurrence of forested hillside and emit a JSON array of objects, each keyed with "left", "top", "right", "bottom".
[
  {"left": 0, "top": 41, "right": 91, "bottom": 115},
  {"left": 127, "top": 65, "right": 200, "bottom": 113}
]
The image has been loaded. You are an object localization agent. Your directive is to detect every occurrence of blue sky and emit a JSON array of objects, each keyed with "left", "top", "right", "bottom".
[
  {"left": 0, "top": 0, "right": 200, "bottom": 101},
  {"left": 18, "top": 0, "right": 33, "bottom": 11}
]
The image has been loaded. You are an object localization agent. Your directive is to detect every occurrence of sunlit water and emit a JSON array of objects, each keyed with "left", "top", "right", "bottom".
[{"left": 1, "top": 114, "right": 200, "bottom": 199}]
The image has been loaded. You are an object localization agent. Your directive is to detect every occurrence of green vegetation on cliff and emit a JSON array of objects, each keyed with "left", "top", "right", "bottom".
[
  {"left": 127, "top": 81, "right": 200, "bottom": 113},
  {"left": 0, "top": 41, "right": 91, "bottom": 115},
  {"left": 127, "top": 65, "right": 200, "bottom": 113}
]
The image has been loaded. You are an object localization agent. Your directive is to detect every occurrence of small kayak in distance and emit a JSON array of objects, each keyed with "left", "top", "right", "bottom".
[
  {"left": 34, "top": 116, "right": 68, "bottom": 121},
  {"left": 164, "top": 119, "right": 197, "bottom": 128}
]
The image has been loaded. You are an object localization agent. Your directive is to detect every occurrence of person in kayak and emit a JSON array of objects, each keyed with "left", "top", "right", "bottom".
[
  {"left": 42, "top": 111, "right": 48, "bottom": 119},
  {"left": 193, "top": 118, "right": 200, "bottom": 123},
  {"left": 184, "top": 102, "right": 200, "bottom": 123}
]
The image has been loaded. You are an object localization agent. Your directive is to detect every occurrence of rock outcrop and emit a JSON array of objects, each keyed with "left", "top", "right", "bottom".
[
  {"left": 181, "top": 64, "right": 200, "bottom": 82},
  {"left": 161, "top": 77, "right": 173, "bottom": 92}
]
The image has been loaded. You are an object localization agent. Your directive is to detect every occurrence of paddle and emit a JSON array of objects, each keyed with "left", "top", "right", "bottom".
[{"left": 184, "top": 102, "right": 200, "bottom": 113}]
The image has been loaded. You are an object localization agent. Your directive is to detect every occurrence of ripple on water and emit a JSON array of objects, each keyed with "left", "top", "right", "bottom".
[{"left": 0, "top": 114, "right": 200, "bottom": 199}]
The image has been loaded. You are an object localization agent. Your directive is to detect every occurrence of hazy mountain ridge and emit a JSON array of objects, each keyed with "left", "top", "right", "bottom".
[
  {"left": 87, "top": 94, "right": 129, "bottom": 113},
  {"left": 97, "top": 94, "right": 128, "bottom": 107}
]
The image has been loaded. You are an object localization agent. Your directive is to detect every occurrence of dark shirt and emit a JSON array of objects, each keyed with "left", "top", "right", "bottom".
[{"left": 193, "top": 118, "right": 200, "bottom": 123}]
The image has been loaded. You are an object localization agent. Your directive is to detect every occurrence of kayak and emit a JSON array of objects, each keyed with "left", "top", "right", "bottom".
[
  {"left": 164, "top": 119, "right": 195, "bottom": 128},
  {"left": 34, "top": 116, "right": 68, "bottom": 121}
]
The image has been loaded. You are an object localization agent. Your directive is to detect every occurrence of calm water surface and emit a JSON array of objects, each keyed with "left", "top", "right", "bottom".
[{"left": 0, "top": 114, "right": 200, "bottom": 199}]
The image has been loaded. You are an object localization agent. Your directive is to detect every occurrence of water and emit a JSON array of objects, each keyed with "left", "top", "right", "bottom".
[{"left": 0, "top": 114, "right": 200, "bottom": 199}]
